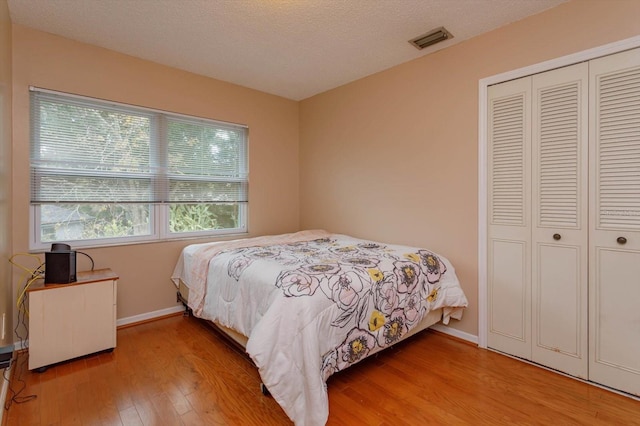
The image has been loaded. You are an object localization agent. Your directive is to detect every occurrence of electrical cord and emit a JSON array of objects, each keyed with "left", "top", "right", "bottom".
[
  {"left": 9, "top": 253, "right": 44, "bottom": 278},
  {"left": 5, "top": 283, "right": 37, "bottom": 410},
  {"left": 9, "top": 254, "right": 44, "bottom": 315},
  {"left": 5, "top": 254, "right": 41, "bottom": 410},
  {"left": 77, "top": 251, "right": 95, "bottom": 271}
]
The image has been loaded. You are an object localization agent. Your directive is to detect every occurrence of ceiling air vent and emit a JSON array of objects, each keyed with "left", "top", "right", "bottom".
[{"left": 409, "top": 27, "right": 453, "bottom": 50}]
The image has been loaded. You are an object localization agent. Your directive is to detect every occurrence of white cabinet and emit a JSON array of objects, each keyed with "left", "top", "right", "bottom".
[
  {"left": 28, "top": 268, "right": 118, "bottom": 371},
  {"left": 487, "top": 47, "right": 640, "bottom": 396}
]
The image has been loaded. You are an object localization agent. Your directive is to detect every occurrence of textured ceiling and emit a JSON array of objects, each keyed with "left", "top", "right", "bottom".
[{"left": 7, "top": 0, "right": 566, "bottom": 100}]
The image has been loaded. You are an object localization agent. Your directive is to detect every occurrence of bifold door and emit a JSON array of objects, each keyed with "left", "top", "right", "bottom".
[{"left": 589, "top": 47, "right": 640, "bottom": 397}]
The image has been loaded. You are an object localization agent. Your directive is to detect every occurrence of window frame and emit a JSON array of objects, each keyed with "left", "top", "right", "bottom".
[{"left": 29, "top": 87, "right": 249, "bottom": 251}]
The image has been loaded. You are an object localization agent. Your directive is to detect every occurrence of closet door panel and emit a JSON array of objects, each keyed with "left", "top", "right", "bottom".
[
  {"left": 592, "top": 248, "right": 640, "bottom": 377},
  {"left": 489, "top": 239, "right": 528, "bottom": 343},
  {"left": 531, "top": 63, "right": 588, "bottom": 378},
  {"left": 589, "top": 47, "right": 640, "bottom": 396},
  {"left": 487, "top": 77, "right": 532, "bottom": 359},
  {"left": 535, "top": 244, "right": 584, "bottom": 370}
]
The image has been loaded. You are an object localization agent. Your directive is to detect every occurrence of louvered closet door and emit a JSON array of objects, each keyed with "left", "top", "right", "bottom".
[
  {"left": 531, "top": 63, "right": 588, "bottom": 379},
  {"left": 589, "top": 47, "right": 640, "bottom": 396},
  {"left": 487, "top": 77, "right": 532, "bottom": 359}
]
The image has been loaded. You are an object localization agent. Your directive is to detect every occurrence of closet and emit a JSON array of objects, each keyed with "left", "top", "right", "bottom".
[{"left": 487, "top": 47, "right": 640, "bottom": 396}]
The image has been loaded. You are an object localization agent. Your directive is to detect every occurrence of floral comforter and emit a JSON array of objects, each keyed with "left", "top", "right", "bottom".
[{"left": 172, "top": 230, "right": 468, "bottom": 425}]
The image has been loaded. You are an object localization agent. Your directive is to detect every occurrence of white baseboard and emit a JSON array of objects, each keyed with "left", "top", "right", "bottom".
[
  {"left": 16, "top": 305, "right": 477, "bottom": 349},
  {"left": 0, "top": 365, "right": 11, "bottom": 424},
  {"left": 430, "top": 323, "right": 478, "bottom": 345},
  {"left": 116, "top": 304, "right": 185, "bottom": 328},
  {"left": 14, "top": 305, "right": 186, "bottom": 349},
  {"left": 119, "top": 306, "right": 481, "bottom": 345}
]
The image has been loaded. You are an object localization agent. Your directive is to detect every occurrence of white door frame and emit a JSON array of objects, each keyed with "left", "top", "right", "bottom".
[{"left": 477, "top": 34, "right": 640, "bottom": 348}]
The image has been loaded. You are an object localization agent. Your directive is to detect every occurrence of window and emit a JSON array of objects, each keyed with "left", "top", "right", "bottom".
[{"left": 29, "top": 88, "right": 248, "bottom": 250}]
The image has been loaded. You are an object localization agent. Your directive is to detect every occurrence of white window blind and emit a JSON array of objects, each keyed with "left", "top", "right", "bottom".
[
  {"left": 30, "top": 89, "right": 248, "bottom": 205},
  {"left": 166, "top": 116, "right": 248, "bottom": 204}
]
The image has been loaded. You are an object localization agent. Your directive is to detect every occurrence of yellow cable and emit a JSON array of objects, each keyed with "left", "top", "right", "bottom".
[
  {"left": 16, "top": 275, "right": 40, "bottom": 315},
  {"left": 9, "top": 253, "right": 45, "bottom": 315},
  {"left": 9, "top": 253, "right": 44, "bottom": 275}
]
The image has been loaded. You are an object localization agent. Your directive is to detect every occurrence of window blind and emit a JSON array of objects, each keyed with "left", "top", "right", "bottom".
[{"left": 30, "top": 89, "right": 248, "bottom": 204}]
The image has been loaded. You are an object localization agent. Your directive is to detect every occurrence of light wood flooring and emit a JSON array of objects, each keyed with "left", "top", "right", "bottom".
[{"left": 3, "top": 314, "right": 640, "bottom": 425}]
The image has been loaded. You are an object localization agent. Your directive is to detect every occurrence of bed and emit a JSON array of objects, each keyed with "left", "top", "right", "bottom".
[{"left": 171, "top": 230, "right": 468, "bottom": 425}]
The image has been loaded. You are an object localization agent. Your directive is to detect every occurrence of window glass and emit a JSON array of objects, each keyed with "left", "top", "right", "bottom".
[{"left": 40, "top": 203, "right": 151, "bottom": 243}]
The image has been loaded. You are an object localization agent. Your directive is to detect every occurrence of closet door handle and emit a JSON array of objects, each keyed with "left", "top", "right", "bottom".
[
  {"left": 617, "top": 236, "right": 627, "bottom": 245},
  {"left": 553, "top": 233, "right": 561, "bottom": 241}
]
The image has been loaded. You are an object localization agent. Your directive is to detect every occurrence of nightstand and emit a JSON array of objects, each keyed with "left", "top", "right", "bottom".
[{"left": 27, "top": 268, "right": 118, "bottom": 371}]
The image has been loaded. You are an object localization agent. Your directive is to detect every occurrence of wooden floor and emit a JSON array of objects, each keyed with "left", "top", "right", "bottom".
[{"left": 4, "top": 314, "right": 640, "bottom": 426}]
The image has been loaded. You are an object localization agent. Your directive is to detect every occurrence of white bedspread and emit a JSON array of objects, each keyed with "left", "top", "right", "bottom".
[{"left": 172, "top": 231, "right": 468, "bottom": 425}]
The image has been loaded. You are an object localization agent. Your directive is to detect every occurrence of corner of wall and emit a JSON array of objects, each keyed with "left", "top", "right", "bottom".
[{"left": 0, "top": 0, "right": 14, "bottom": 349}]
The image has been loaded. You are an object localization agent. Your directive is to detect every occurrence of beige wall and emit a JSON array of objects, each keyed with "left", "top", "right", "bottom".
[
  {"left": 9, "top": 0, "right": 640, "bottom": 342},
  {"left": 299, "top": 0, "right": 640, "bottom": 336},
  {"left": 11, "top": 25, "right": 300, "bottom": 324},
  {"left": 0, "top": 0, "right": 12, "bottom": 348}
]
